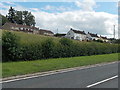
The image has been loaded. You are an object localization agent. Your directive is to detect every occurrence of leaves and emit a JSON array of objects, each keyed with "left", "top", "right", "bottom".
[
  {"left": 2, "top": 31, "right": 119, "bottom": 62},
  {"left": 6, "top": 7, "right": 36, "bottom": 26}
]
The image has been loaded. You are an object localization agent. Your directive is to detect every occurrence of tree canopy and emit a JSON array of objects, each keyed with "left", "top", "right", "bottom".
[{"left": 6, "top": 7, "right": 36, "bottom": 26}]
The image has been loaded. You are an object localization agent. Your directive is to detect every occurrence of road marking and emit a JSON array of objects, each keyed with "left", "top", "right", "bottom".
[
  {"left": 87, "top": 75, "right": 118, "bottom": 88},
  {"left": 1, "top": 61, "right": 118, "bottom": 84},
  {"left": 0, "top": 69, "right": 77, "bottom": 84}
]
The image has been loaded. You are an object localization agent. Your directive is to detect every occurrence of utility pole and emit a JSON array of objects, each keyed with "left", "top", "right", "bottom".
[
  {"left": 57, "top": 28, "right": 58, "bottom": 34},
  {"left": 113, "top": 25, "right": 115, "bottom": 39}
]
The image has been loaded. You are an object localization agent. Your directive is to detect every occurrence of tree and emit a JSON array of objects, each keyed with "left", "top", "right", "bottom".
[
  {"left": 6, "top": 7, "right": 16, "bottom": 23},
  {"left": 14, "top": 11, "right": 23, "bottom": 24},
  {"left": 6, "top": 7, "right": 36, "bottom": 26},
  {"left": 23, "top": 11, "right": 36, "bottom": 26}
]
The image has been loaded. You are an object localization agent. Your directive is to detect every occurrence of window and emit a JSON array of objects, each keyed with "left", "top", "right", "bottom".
[
  {"left": 21, "top": 27, "right": 23, "bottom": 30},
  {"left": 11, "top": 27, "right": 14, "bottom": 29},
  {"left": 68, "top": 32, "right": 70, "bottom": 35}
]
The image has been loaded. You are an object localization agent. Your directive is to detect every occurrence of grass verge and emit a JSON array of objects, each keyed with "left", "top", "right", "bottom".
[{"left": 2, "top": 53, "right": 119, "bottom": 78}]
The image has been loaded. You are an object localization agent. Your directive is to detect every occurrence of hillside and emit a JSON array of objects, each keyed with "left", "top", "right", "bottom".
[
  {"left": 2, "top": 30, "right": 87, "bottom": 45},
  {"left": 0, "top": 14, "right": 8, "bottom": 26},
  {"left": 2, "top": 29, "right": 118, "bottom": 62},
  {"left": 2, "top": 30, "right": 61, "bottom": 45}
]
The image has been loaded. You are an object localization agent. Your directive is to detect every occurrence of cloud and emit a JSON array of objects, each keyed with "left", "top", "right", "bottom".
[
  {"left": 4, "top": 1, "right": 15, "bottom": 5},
  {"left": 0, "top": 1, "right": 118, "bottom": 38},
  {"left": 42, "top": 5, "right": 72, "bottom": 12},
  {"left": 30, "top": 8, "right": 40, "bottom": 12},
  {"left": 0, "top": 3, "right": 10, "bottom": 9},
  {"left": 75, "top": 0, "right": 96, "bottom": 11},
  {"left": 43, "top": 5, "right": 54, "bottom": 10},
  {"left": 32, "top": 10, "right": 118, "bottom": 38}
]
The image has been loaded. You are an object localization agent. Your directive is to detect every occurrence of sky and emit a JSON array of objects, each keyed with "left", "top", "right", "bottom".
[{"left": 0, "top": 0, "right": 119, "bottom": 38}]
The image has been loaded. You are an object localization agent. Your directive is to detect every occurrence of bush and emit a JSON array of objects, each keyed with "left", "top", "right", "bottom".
[
  {"left": 59, "top": 38, "right": 72, "bottom": 46},
  {"left": 20, "top": 44, "right": 42, "bottom": 61},
  {"left": 41, "top": 39, "right": 54, "bottom": 59},
  {"left": 2, "top": 31, "right": 20, "bottom": 62},
  {"left": 59, "top": 38, "right": 74, "bottom": 57}
]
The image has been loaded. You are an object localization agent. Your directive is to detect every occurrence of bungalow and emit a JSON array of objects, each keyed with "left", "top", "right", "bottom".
[
  {"left": 1, "top": 22, "right": 39, "bottom": 33},
  {"left": 100, "top": 35, "right": 109, "bottom": 42},
  {"left": 86, "top": 32, "right": 99, "bottom": 41},
  {"left": 66, "top": 28, "right": 86, "bottom": 41},
  {"left": 39, "top": 29, "right": 54, "bottom": 36}
]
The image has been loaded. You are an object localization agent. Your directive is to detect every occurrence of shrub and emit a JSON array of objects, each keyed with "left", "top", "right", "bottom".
[
  {"left": 41, "top": 39, "right": 54, "bottom": 59},
  {"left": 59, "top": 38, "right": 72, "bottom": 46},
  {"left": 20, "top": 44, "right": 42, "bottom": 61},
  {"left": 59, "top": 38, "right": 73, "bottom": 57},
  {"left": 2, "top": 31, "right": 20, "bottom": 62}
]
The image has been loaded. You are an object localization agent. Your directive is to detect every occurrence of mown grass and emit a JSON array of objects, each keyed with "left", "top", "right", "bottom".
[{"left": 2, "top": 53, "right": 119, "bottom": 78}]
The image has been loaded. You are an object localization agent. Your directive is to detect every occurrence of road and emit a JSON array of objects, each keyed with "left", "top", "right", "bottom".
[{"left": 2, "top": 62, "right": 118, "bottom": 88}]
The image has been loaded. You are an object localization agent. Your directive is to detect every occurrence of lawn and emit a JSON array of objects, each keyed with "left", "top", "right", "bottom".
[{"left": 2, "top": 53, "right": 119, "bottom": 78}]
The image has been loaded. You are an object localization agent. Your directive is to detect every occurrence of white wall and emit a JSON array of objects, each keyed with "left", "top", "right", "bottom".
[
  {"left": 86, "top": 34, "right": 92, "bottom": 40},
  {"left": 91, "top": 37, "right": 99, "bottom": 40},
  {"left": 66, "top": 30, "right": 74, "bottom": 39},
  {"left": 87, "top": 34, "right": 99, "bottom": 41},
  {"left": 74, "top": 33, "right": 86, "bottom": 41},
  {"left": 66, "top": 30, "right": 86, "bottom": 41}
]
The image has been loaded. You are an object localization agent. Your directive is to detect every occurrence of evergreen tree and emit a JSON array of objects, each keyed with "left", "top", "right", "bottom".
[
  {"left": 6, "top": 7, "right": 36, "bottom": 26},
  {"left": 7, "top": 7, "right": 16, "bottom": 23}
]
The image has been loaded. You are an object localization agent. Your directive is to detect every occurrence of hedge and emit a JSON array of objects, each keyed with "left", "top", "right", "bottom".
[{"left": 2, "top": 31, "right": 119, "bottom": 62}]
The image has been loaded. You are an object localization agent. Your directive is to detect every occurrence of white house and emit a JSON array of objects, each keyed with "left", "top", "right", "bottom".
[
  {"left": 100, "top": 35, "right": 109, "bottom": 42},
  {"left": 66, "top": 28, "right": 86, "bottom": 41},
  {"left": 86, "top": 32, "right": 99, "bottom": 41}
]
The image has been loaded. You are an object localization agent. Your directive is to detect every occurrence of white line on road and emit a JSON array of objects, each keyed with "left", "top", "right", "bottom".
[
  {"left": 0, "top": 69, "right": 76, "bottom": 84},
  {"left": 87, "top": 75, "right": 118, "bottom": 88}
]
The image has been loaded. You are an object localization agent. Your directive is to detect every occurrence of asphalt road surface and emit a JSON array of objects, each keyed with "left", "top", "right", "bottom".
[{"left": 2, "top": 62, "right": 118, "bottom": 88}]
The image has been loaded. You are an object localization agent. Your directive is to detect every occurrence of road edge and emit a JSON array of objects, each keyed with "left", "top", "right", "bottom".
[{"left": 2, "top": 61, "right": 119, "bottom": 82}]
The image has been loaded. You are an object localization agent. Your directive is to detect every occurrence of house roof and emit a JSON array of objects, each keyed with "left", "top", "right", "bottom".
[
  {"left": 3, "top": 22, "right": 39, "bottom": 30},
  {"left": 54, "top": 33, "right": 66, "bottom": 37},
  {"left": 88, "top": 32, "right": 99, "bottom": 38},
  {"left": 39, "top": 29, "right": 54, "bottom": 34},
  {"left": 70, "top": 28, "right": 86, "bottom": 35},
  {"left": 100, "top": 36, "right": 107, "bottom": 39}
]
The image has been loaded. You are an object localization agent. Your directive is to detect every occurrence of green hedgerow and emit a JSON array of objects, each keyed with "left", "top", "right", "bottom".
[
  {"left": 2, "top": 31, "right": 119, "bottom": 62},
  {"left": 2, "top": 31, "right": 20, "bottom": 62}
]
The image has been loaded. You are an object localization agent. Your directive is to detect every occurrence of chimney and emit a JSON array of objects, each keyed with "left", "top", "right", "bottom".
[
  {"left": 70, "top": 28, "right": 72, "bottom": 30},
  {"left": 88, "top": 32, "right": 89, "bottom": 34}
]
